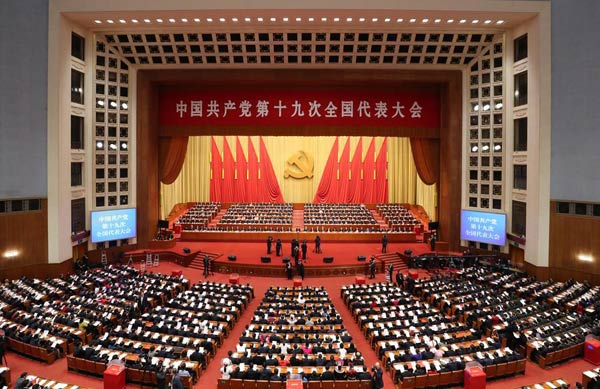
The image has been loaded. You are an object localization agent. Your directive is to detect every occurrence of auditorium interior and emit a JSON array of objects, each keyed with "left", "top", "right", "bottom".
[{"left": 2, "top": 0, "right": 600, "bottom": 388}]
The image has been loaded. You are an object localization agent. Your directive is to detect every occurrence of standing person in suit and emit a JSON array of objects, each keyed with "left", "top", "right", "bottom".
[
  {"left": 285, "top": 261, "right": 293, "bottom": 280},
  {"left": 276, "top": 238, "right": 282, "bottom": 256},
  {"left": 314, "top": 235, "right": 321, "bottom": 253},
  {"left": 372, "top": 362, "right": 384, "bottom": 389},
  {"left": 293, "top": 246, "right": 300, "bottom": 266},
  {"left": 396, "top": 270, "right": 404, "bottom": 289},
  {"left": 369, "top": 256, "right": 376, "bottom": 279},
  {"left": 430, "top": 233, "right": 436, "bottom": 251},
  {"left": 203, "top": 255, "right": 210, "bottom": 278},
  {"left": 0, "top": 332, "right": 6, "bottom": 365},
  {"left": 267, "top": 236, "right": 273, "bottom": 254},
  {"left": 301, "top": 240, "right": 308, "bottom": 260},
  {"left": 381, "top": 234, "right": 388, "bottom": 253},
  {"left": 297, "top": 261, "right": 305, "bottom": 280},
  {"left": 387, "top": 264, "right": 394, "bottom": 283}
]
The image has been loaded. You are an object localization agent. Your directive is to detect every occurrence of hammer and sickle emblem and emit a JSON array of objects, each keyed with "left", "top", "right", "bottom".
[{"left": 284, "top": 150, "right": 314, "bottom": 179}]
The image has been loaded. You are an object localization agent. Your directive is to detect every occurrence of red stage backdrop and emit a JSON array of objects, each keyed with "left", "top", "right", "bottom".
[{"left": 159, "top": 88, "right": 440, "bottom": 128}]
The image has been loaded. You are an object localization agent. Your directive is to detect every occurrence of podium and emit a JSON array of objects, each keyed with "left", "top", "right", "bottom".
[
  {"left": 286, "top": 379, "right": 303, "bottom": 389},
  {"left": 355, "top": 275, "right": 366, "bottom": 285},
  {"left": 408, "top": 269, "right": 419, "bottom": 280},
  {"left": 171, "top": 270, "right": 183, "bottom": 277},
  {"left": 585, "top": 335, "right": 600, "bottom": 365},
  {"left": 229, "top": 273, "right": 240, "bottom": 284},
  {"left": 104, "top": 362, "right": 126, "bottom": 389},
  {"left": 464, "top": 362, "right": 486, "bottom": 389},
  {"left": 293, "top": 277, "right": 303, "bottom": 287}
]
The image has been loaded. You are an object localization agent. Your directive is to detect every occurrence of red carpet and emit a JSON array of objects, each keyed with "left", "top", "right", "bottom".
[{"left": 3, "top": 260, "right": 596, "bottom": 388}]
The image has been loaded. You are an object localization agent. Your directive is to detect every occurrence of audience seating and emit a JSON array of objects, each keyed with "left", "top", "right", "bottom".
[
  {"left": 304, "top": 204, "right": 379, "bottom": 232},
  {"left": 176, "top": 202, "right": 221, "bottom": 230}
]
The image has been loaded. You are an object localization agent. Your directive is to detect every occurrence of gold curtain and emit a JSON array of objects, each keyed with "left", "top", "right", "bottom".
[
  {"left": 160, "top": 136, "right": 211, "bottom": 218},
  {"left": 160, "top": 136, "right": 436, "bottom": 220}
]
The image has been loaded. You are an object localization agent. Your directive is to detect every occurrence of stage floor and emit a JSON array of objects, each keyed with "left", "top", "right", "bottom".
[{"left": 130, "top": 240, "right": 438, "bottom": 267}]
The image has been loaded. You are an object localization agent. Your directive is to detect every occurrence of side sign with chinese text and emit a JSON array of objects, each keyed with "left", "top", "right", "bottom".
[
  {"left": 91, "top": 208, "right": 137, "bottom": 243},
  {"left": 159, "top": 88, "right": 440, "bottom": 128},
  {"left": 460, "top": 210, "right": 507, "bottom": 246}
]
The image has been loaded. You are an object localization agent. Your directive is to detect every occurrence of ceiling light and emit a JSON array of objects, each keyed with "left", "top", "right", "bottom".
[
  {"left": 396, "top": 18, "right": 403, "bottom": 23},
  {"left": 321, "top": 17, "right": 328, "bottom": 22},
  {"left": 3, "top": 250, "right": 20, "bottom": 258},
  {"left": 472, "top": 20, "right": 479, "bottom": 24},
  {"left": 110, "top": 144, "right": 117, "bottom": 150},
  {"left": 494, "top": 144, "right": 502, "bottom": 151},
  {"left": 578, "top": 254, "right": 593, "bottom": 262},
  {"left": 282, "top": 17, "right": 288, "bottom": 22},
  {"left": 346, "top": 17, "right": 353, "bottom": 22},
  {"left": 447, "top": 19, "right": 454, "bottom": 23},
  {"left": 257, "top": 17, "right": 263, "bottom": 22},
  {"left": 144, "top": 19, "right": 151, "bottom": 23},
  {"left": 106, "top": 19, "right": 114, "bottom": 24},
  {"left": 473, "top": 104, "right": 479, "bottom": 112},
  {"left": 206, "top": 18, "right": 213, "bottom": 22},
  {"left": 334, "top": 17, "right": 340, "bottom": 22},
  {"left": 495, "top": 102, "right": 503, "bottom": 109},
  {"left": 359, "top": 17, "right": 365, "bottom": 22},
  {"left": 409, "top": 18, "right": 416, "bottom": 23},
  {"left": 121, "top": 143, "right": 128, "bottom": 150},
  {"left": 496, "top": 20, "right": 505, "bottom": 24},
  {"left": 131, "top": 19, "right": 139, "bottom": 23},
  {"left": 483, "top": 104, "right": 490, "bottom": 111},
  {"left": 482, "top": 145, "right": 490, "bottom": 151},
  {"left": 244, "top": 17, "right": 251, "bottom": 22},
  {"left": 434, "top": 19, "right": 441, "bottom": 23},
  {"left": 156, "top": 18, "right": 163, "bottom": 23},
  {"left": 219, "top": 18, "right": 226, "bottom": 22},
  {"left": 110, "top": 101, "right": 117, "bottom": 108},
  {"left": 484, "top": 20, "right": 492, "bottom": 24},
  {"left": 168, "top": 18, "right": 176, "bottom": 23},
  {"left": 96, "top": 141, "right": 104, "bottom": 149},
  {"left": 471, "top": 146, "right": 478, "bottom": 152},
  {"left": 514, "top": 90, "right": 520, "bottom": 97},
  {"left": 97, "top": 99, "right": 104, "bottom": 106},
  {"left": 121, "top": 103, "right": 128, "bottom": 109},
  {"left": 308, "top": 17, "right": 314, "bottom": 22},
  {"left": 119, "top": 19, "right": 126, "bottom": 24},
  {"left": 194, "top": 18, "right": 201, "bottom": 22},
  {"left": 384, "top": 18, "right": 391, "bottom": 22},
  {"left": 94, "top": 20, "right": 102, "bottom": 24},
  {"left": 296, "top": 17, "right": 302, "bottom": 22},
  {"left": 459, "top": 19, "right": 467, "bottom": 24},
  {"left": 372, "top": 18, "right": 378, "bottom": 22},
  {"left": 422, "top": 18, "right": 429, "bottom": 23},
  {"left": 181, "top": 18, "right": 188, "bottom": 23},
  {"left": 270, "top": 17, "right": 276, "bottom": 22},
  {"left": 232, "top": 17, "right": 239, "bottom": 22}
]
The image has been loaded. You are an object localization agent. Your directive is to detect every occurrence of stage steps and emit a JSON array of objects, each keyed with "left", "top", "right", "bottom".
[
  {"left": 207, "top": 209, "right": 227, "bottom": 227},
  {"left": 370, "top": 209, "right": 390, "bottom": 231},
  {"left": 292, "top": 209, "right": 304, "bottom": 231},
  {"left": 187, "top": 251, "right": 222, "bottom": 271},
  {"left": 375, "top": 252, "right": 409, "bottom": 273}
]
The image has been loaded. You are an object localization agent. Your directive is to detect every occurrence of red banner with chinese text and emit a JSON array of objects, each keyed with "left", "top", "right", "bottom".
[{"left": 159, "top": 88, "right": 440, "bottom": 128}]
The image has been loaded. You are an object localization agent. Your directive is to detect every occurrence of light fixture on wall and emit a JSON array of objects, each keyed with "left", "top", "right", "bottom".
[
  {"left": 3, "top": 249, "right": 20, "bottom": 258},
  {"left": 578, "top": 254, "right": 593, "bottom": 262}
]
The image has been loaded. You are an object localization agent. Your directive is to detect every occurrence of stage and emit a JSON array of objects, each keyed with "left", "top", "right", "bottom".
[{"left": 125, "top": 240, "right": 445, "bottom": 277}]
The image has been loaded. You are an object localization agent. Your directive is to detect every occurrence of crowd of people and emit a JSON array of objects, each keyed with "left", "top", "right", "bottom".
[
  {"left": 304, "top": 204, "right": 378, "bottom": 227},
  {"left": 376, "top": 204, "right": 421, "bottom": 229},
  {"left": 218, "top": 203, "right": 294, "bottom": 228},
  {"left": 176, "top": 202, "right": 221, "bottom": 231}
]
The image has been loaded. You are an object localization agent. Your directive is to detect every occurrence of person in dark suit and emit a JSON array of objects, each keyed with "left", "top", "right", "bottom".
[
  {"left": 203, "top": 255, "right": 210, "bottom": 278},
  {"left": 315, "top": 235, "right": 321, "bottom": 253},
  {"left": 15, "top": 372, "right": 29, "bottom": 389},
  {"left": 387, "top": 263, "right": 394, "bottom": 283},
  {"left": 369, "top": 256, "right": 376, "bottom": 279},
  {"left": 286, "top": 261, "right": 293, "bottom": 280},
  {"left": 396, "top": 270, "right": 404, "bottom": 288},
  {"left": 293, "top": 246, "right": 300, "bottom": 266},
  {"left": 301, "top": 240, "right": 308, "bottom": 260},
  {"left": 267, "top": 236, "right": 273, "bottom": 254},
  {"left": 372, "top": 362, "right": 384, "bottom": 388},
  {"left": 297, "top": 262, "right": 305, "bottom": 280},
  {"left": 381, "top": 234, "right": 388, "bottom": 253},
  {"left": 430, "top": 233, "right": 436, "bottom": 251},
  {"left": 276, "top": 239, "right": 282, "bottom": 256}
]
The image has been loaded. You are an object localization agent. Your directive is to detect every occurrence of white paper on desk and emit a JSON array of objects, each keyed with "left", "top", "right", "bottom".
[
  {"left": 534, "top": 385, "right": 544, "bottom": 389},
  {"left": 556, "top": 380, "right": 567, "bottom": 386},
  {"left": 584, "top": 371, "right": 598, "bottom": 378},
  {"left": 433, "top": 361, "right": 441, "bottom": 371},
  {"left": 423, "top": 361, "right": 431, "bottom": 371},
  {"left": 546, "top": 383, "right": 557, "bottom": 389},
  {"left": 397, "top": 364, "right": 405, "bottom": 373},
  {"left": 410, "top": 361, "right": 416, "bottom": 370},
  {"left": 54, "top": 383, "right": 67, "bottom": 389}
]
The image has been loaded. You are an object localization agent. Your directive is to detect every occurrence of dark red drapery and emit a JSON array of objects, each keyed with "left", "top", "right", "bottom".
[
  {"left": 361, "top": 138, "right": 376, "bottom": 203},
  {"left": 234, "top": 136, "right": 247, "bottom": 202},
  {"left": 158, "top": 136, "right": 189, "bottom": 185},
  {"left": 221, "top": 137, "right": 236, "bottom": 202},
  {"left": 259, "top": 137, "right": 284, "bottom": 203},
  {"left": 246, "top": 136, "right": 260, "bottom": 202},
  {"left": 347, "top": 137, "right": 363, "bottom": 203},
  {"left": 410, "top": 138, "right": 440, "bottom": 185},
  {"left": 375, "top": 137, "right": 388, "bottom": 203},
  {"left": 210, "top": 136, "right": 222, "bottom": 202}
]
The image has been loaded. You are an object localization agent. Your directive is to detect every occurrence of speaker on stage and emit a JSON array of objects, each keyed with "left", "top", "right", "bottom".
[
  {"left": 357, "top": 255, "right": 366, "bottom": 262},
  {"left": 228, "top": 255, "right": 237, "bottom": 261},
  {"left": 404, "top": 250, "right": 413, "bottom": 256},
  {"left": 261, "top": 256, "right": 271, "bottom": 263},
  {"left": 323, "top": 257, "right": 334, "bottom": 263},
  {"left": 183, "top": 247, "right": 191, "bottom": 254}
]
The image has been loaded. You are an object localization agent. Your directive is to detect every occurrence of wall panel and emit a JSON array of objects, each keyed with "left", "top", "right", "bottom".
[{"left": 0, "top": 200, "right": 48, "bottom": 269}]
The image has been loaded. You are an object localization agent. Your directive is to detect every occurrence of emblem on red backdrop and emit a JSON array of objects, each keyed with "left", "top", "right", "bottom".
[{"left": 159, "top": 89, "right": 440, "bottom": 128}]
